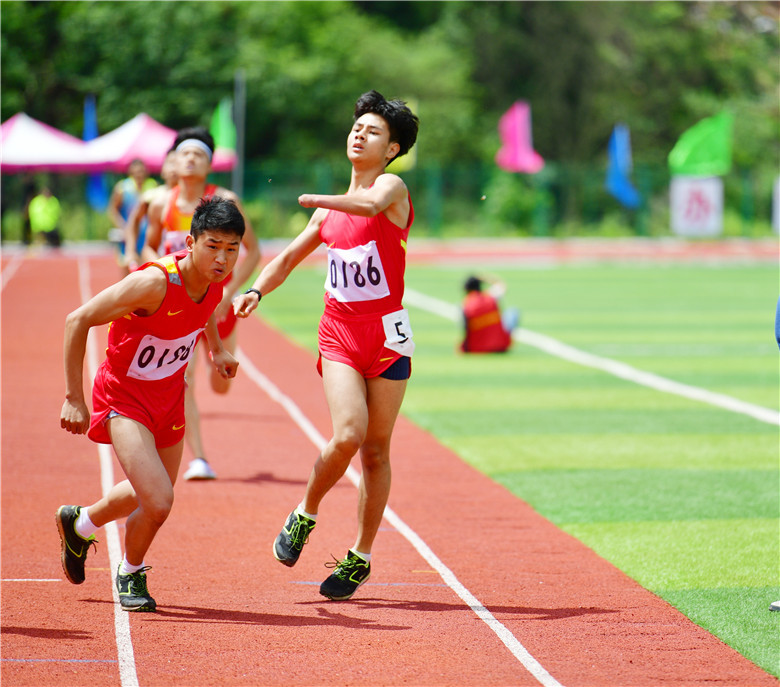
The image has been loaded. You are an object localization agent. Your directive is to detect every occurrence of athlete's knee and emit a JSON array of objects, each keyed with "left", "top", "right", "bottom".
[
  {"left": 140, "top": 490, "right": 174, "bottom": 527},
  {"left": 330, "top": 426, "right": 365, "bottom": 459},
  {"left": 210, "top": 374, "right": 231, "bottom": 395},
  {"left": 360, "top": 441, "right": 390, "bottom": 471}
]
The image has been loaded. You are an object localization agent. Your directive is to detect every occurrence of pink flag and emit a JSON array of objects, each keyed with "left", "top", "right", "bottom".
[{"left": 495, "top": 101, "right": 545, "bottom": 174}]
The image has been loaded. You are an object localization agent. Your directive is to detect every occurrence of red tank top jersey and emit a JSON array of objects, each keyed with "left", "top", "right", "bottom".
[
  {"left": 319, "top": 196, "right": 413, "bottom": 319},
  {"left": 87, "top": 252, "right": 222, "bottom": 444},
  {"left": 162, "top": 183, "right": 218, "bottom": 254},
  {"left": 461, "top": 291, "right": 511, "bottom": 353}
]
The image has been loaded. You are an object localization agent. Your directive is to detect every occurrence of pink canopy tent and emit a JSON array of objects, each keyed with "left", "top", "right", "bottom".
[
  {"left": 1, "top": 112, "right": 236, "bottom": 174},
  {"left": 84, "top": 113, "right": 236, "bottom": 174},
  {"left": 1, "top": 112, "right": 92, "bottom": 173}
]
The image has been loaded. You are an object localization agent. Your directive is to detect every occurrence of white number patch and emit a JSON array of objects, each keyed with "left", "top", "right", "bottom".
[
  {"left": 126, "top": 330, "right": 201, "bottom": 381},
  {"left": 164, "top": 230, "right": 189, "bottom": 255},
  {"left": 325, "top": 241, "right": 390, "bottom": 303},
  {"left": 382, "top": 309, "right": 415, "bottom": 357}
]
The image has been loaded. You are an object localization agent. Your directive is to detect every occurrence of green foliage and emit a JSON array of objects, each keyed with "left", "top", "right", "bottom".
[
  {"left": 2, "top": 1, "right": 777, "bottom": 168},
  {"left": 2, "top": 1, "right": 777, "bottom": 238}
]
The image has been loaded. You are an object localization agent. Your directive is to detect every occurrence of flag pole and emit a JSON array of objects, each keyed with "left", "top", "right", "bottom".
[{"left": 232, "top": 68, "right": 246, "bottom": 196}]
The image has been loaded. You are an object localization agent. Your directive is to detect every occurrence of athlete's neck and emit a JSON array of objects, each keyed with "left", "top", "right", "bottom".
[
  {"left": 176, "top": 254, "right": 211, "bottom": 303},
  {"left": 349, "top": 166, "right": 383, "bottom": 193},
  {"left": 178, "top": 176, "right": 208, "bottom": 205}
]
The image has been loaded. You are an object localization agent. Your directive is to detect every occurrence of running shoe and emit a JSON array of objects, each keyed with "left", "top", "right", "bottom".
[
  {"left": 273, "top": 510, "right": 316, "bottom": 567},
  {"left": 183, "top": 457, "right": 217, "bottom": 481},
  {"left": 55, "top": 505, "right": 97, "bottom": 585},
  {"left": 116, "top": 565, "right": 156, "bottom": 612},
  {"left": 319, "top": 551, "right": 371, "bottom": 601}
]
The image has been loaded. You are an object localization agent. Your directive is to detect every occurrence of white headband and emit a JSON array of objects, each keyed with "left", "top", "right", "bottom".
[{"left": 176, "top": 138, "right": 213, "bottom": 161}]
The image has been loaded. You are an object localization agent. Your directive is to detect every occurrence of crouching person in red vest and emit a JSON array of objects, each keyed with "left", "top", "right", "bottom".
[{"left": 460, "top": 275, "right": 519, "bottom": 353}]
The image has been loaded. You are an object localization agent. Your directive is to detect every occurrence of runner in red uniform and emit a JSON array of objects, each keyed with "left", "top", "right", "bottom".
[
  {"left": 235, "top": 90, "right": 419, "bottom": 601},
  {"left": 56, "top": 197, "right": 244, "bottom": 612},
  {"left": 143, "top": 127, "right": 261, "bottom": 481}
]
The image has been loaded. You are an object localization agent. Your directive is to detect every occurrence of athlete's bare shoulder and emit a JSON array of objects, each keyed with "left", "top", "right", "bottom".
[{"left": 214, "top": 186, "right": 239, "bottom": 203}]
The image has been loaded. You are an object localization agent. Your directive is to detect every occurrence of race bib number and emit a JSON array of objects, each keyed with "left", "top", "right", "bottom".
[
  {"left": 382, "top": 309, "right": 415, "bottom": 357},
  {"left": 127, "top": 330, "right": 201, "bottom": 381},
  {"left": 325, "top": 241, "right": 390, "bottom": 303}
]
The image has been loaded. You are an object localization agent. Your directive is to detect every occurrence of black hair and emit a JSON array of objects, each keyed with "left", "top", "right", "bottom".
[
  {"left": 354, "top": 90, "right": 419, "bottom": 165},
  {"left": 172, "top": 126, "right": 215, "bottom": 155},
  {"left": 191, "top": 196, "right": 245, "bottom": 240},
  {"left": 464, "top": 276, "right": 483, "bottom": 292}
]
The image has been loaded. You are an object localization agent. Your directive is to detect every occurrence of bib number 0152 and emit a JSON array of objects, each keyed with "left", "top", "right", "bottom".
[{"left": 127, "top": 329, "right": 202, "bottom": 381}]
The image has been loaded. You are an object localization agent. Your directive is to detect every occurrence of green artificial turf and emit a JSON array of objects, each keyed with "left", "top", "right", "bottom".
[{"left": 256, "top": 259, "right": 779, "bottom": 677}]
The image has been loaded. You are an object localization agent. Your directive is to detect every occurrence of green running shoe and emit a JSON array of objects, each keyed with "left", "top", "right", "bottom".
[
  {"left": 319, "top": 551, "right": 371, "bottom": 601},
  {"left": 116, "top": 565, "right": 156, "bottom": 612},
  {"left": 55, "top": 505, "right": 97, "bottom": 585},
  {"left": 273, "top": 510, "right": 316, "bottom": 567}
]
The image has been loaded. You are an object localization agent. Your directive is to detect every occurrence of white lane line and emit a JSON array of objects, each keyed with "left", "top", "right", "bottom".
[
  {"left": 77, "top": 256, "right": 139, "bottom": 687},
  {"left": 2, "top": 579, "right": 62, "bottom": 582},
  {"left": 403, "top": 287, "right": 780, "bottom": 427},
  {"left": 1, "top": 252, "right": 24, "bottom": 291},
  {"left": 236, "top": 347, "right": 564, "bottom": 687}
]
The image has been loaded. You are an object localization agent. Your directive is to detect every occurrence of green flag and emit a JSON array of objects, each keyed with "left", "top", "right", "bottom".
[
  {"left": 210, "top": 98, "right": 236, "bottom": 151},
  {"left": 668, "top": 111, "right": 733, "bottom": 177}
]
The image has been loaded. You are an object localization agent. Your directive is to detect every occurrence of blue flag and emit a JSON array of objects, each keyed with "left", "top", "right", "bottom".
[
  {"left": 83, "top": 95, "right": 109, "bottom": 212},
  {"left": 605, "top": 124, "right": 641, "bottom": 209}
]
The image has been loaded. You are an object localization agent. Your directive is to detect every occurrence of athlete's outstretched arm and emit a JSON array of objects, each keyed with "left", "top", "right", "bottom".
[
  {"left": 298, "top": 173, "right": 407, "bottom": 217},
  {"left": 234, "top": 210, "right": 325, "bottom": 318}
]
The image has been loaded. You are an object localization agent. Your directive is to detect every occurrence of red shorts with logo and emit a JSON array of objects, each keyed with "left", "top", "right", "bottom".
[
  {"left": 317, "top": 310, "right": 405, "bottom": 379},
  {"left": 87, "top": 363, "right": 186, "bottom": 449}
]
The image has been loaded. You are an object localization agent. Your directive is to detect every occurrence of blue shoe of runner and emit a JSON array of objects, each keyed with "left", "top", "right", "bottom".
[
  {"left": 319, "top": 551, "right": 371, "bottom": 601},
  {"left": 116, "top": 565, "right": 156, "bottom": 612},
  {"left": 273, "top": 510, "right": 316, "bottom": 567},
  {"left": 56, "top": 505, "right": 97, "bottom": 585}
]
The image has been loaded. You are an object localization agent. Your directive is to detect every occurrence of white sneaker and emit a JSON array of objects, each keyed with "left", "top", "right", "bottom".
[{"left": 183, "top": 458, "right": 217, "bottom": 481}]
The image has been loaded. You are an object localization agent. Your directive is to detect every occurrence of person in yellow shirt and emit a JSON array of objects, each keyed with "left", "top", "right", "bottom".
[{"left": 28, "top": 187, "right": 62, "bottom": 247}]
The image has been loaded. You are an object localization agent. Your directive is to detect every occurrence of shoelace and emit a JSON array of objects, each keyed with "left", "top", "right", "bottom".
[
  {"left": 325, "top": 555, "right": 366, "bottom": 580},
  {"left": 288, "top": 518, "right": 314, "bottom": 550},
  {"left": 72, "top": 536, "right": 98, "bottom": 557},
  {"left": 126, "top": 566, "right": 153, "bottom": 596}
]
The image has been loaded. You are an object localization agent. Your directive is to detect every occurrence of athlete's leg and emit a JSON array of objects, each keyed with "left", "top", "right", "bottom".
[
  {"left": 353, "top": 375, "right": 407, "bottom": 554},
  {"left": 301, "top": 358, "right": 368, "bottom": 515},
  {"left": 106, "top": 415, "right": 183, "bottom": 566},
  {"left": 183, "top": 353, "right": 206, "bottom": 459}
]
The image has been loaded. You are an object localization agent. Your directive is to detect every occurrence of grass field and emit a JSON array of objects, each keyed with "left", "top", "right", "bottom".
[{"left": 255, "top": 259, "right": 779, "bottom": 678}]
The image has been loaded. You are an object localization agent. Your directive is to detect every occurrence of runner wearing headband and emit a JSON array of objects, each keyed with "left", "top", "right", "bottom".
[{"left": 143, "top": 126, "right": 261, "bottom": 481}]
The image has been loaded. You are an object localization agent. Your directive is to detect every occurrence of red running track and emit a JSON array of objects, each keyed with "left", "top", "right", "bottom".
[{"left": 1, "top": 248, "right": 776, "bottom": 687}]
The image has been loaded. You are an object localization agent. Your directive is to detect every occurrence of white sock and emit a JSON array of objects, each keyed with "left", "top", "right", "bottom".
[
  {"left": 119, "top": 557, "right": 146, "bottom": 575},
  {"left": 75, "top": 508, "right": 98, "bottom": 539},
  {"left": 350, "top": 549, "right": 371, "bottom": 564},
  {"left": 295, "top": 503, "right": 317, "bottom": 522}
]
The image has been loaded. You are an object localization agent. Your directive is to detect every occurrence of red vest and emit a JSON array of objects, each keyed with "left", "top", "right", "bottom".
[
  {"left": 319, "top": 196, "right": 413, "bottom": 318},
  {"left": 461, "top": 292, "right": 511, "bottom": 353},
  {"left": 162, "top": 183, "right": 218, "bottom": 254}
]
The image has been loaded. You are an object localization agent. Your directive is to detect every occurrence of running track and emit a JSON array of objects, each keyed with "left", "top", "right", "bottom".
[{"left": 1, "top": 245, "right": 776, "bottom": 687}]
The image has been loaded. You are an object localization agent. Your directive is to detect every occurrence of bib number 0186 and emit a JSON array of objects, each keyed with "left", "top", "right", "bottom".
[
  {"left": 329, "top": 255, "right": 382, "bottom": 290},
  {"left": 324, "top": 241, "right": 390, "bottom": 303}
]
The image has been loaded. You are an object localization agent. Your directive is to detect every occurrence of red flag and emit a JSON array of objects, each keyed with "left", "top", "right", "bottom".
[{"left": 495, "top": 101, "right": 544, "bottom": 174}]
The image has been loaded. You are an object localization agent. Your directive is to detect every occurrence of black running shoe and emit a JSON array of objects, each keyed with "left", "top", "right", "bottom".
[
  {"left": 273, "top": 510, "right": 316, "bottom": 567},
  {"left": 319, "top": 551, "right": 371, "bottom": 601},
  {"left": 116, "top": 565, "right": 156, "bottom": 612},
  {"left": 55, "top": 505, "right": 97, "bottom": 585}
]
